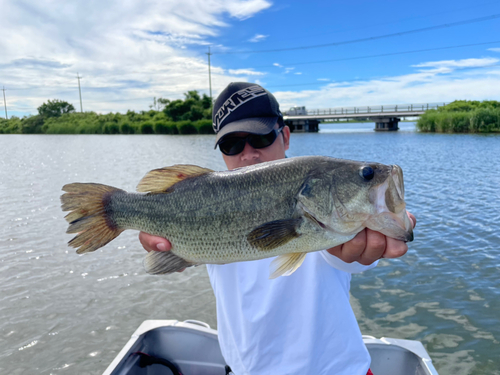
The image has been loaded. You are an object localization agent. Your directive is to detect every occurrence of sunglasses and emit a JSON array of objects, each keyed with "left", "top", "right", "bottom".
[{"left": 218, "top": 127, "right": 284, "bottom": 156}]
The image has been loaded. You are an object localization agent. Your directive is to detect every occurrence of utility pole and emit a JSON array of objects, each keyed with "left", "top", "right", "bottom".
[
  {"left": 2, "top": 86, "right": 7, "bottom": 119},
  {"left": 76, "top": 73, "right": 83, "bottom": 113},
  {"left": 206, "top": 46, "right": 213, "bottom": 110}
]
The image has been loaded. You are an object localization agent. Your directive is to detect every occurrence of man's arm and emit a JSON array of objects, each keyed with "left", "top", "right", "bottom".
[{"left": 138, "top": 212, "right": 416, "bottom": 267}]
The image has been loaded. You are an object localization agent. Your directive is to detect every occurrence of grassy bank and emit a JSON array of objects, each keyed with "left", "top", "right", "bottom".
[
  {"left": 0, "top": 111, "right": 214, "bottom": 134},
  {"left": 416, "top": 100, "right": 500, "bottom": 133},
  {"left": 0, "top": 91, "right": 214, "bottom": 135}
]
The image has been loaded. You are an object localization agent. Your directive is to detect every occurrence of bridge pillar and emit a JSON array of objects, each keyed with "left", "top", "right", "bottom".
[
  {"left": 284, "top": 119, "right": 319, "bottom": 133},
  {"left": 374, "top": 117, "right": 400, "bottom": 131}
]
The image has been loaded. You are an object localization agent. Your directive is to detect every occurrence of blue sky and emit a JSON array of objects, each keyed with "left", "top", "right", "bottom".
[{"left": 1, "top": 0, "right": 500, "bottom": 117}]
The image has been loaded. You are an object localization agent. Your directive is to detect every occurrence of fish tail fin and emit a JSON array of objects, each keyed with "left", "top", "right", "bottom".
[
  {"left": 144, "top": 250, "right": 196, "bottom": 274},
  {"left": 61, "top": 183, "right": 125, "bottom": 254}
]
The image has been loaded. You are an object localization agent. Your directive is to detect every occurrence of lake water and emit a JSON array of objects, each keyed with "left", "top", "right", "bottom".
[{"left": 1, "top": 122, "right": 499, "bottom": 375}]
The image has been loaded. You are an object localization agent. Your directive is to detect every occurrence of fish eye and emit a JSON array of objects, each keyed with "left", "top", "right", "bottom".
[{"left": 360, "top": 166, "right": 374, "bottom": 181}]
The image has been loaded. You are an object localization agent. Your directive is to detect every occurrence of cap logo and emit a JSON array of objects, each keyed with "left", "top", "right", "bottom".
[{"left": 213, "top": 85, "right": 267, "bottom": 132}]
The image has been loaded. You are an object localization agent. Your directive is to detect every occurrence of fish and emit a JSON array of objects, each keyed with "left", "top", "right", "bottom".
[{"left": 61, "top": 155, "right": 413, "bottom": 279}]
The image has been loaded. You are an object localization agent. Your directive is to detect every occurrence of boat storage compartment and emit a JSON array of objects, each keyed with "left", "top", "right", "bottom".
[
  {"left": 364, "top": 336, "right": 438, "bottom": 375},
  {"left": 106, "top": 322, "right": 227, "bottom": 375}
]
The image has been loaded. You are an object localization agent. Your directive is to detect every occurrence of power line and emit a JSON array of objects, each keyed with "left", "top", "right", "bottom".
[
  {"left": 251, "top": 0, "right": 500, "bottom": 44},
  {"left": 265, "top": 62, "right": 500, "bottom": 89},
  {"left": 2, "top": 40, "right": 500, "bottom": 103},
  {"left": 252, "top": 40, "right": 500, "bottom": 68},
  {"left": 213, "top": 13, "right": 500, "bottom": 55}
]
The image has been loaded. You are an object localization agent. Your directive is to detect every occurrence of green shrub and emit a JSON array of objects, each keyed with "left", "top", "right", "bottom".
[
  {"left": 417, "top": 102, "right": 500, "bottom": 133},
  {"left": 120, "top": 122, "right": 135, "bottom": 134},
  {"left": 140, "top": 121, "right": 154, "bottom": 134},
  {"left": 104, "top": 123, "right": 120, "bottom": 134},
  {"left": 416, "top": 110, "right": 438, "bottom": 132},
  {"left": 194, "top": 119, "right": 213, "bottom": 134},
  {"left": 0, "top": 117, "right": 22, "bottom": 133},
  {"left": 177, "top": 121, "right": 197, "bottom": 134},
  {"left": 168, "top": 122, "right": 179, "bottom": 134},
  {"left": 470, "top": 108, "right": 499, "bottom": 133},
  {"left": 437, "top": 100, "right": 480, "bottom": 113},
  {"left": 449, "top": 112, "right": 470, "bottom": 132},
  {"left": 21, "top": 115, "right": 45, "bottom": 134},
  {"left": 153, "top": 120, "right": 169, "bottom": 134}
]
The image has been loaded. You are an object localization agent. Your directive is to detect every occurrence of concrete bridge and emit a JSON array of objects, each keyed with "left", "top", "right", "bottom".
[{"left": 283, "top": 103, "right": 448, "bottom": 132}]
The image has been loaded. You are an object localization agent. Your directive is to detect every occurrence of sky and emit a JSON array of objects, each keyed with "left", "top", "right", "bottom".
[{"left": 1, "top": 0, "right": 500, "bottom": 118}]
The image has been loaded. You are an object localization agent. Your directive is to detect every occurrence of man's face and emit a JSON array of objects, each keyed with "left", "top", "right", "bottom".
[{"left": 222, "top": 125, "right": 291, "bottom": 170}]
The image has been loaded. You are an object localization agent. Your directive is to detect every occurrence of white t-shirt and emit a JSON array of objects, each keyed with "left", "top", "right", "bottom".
[{"left": 206, "top": 251, "right": 377, "bottom": 375}]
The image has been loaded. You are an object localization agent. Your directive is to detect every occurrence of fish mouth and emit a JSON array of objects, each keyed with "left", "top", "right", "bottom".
[
  {"left": 365, "top": 211, "right": 414, "bottom": 242},
  {"left": 365, "top": 165, "right": 413, "bottom": 242}
]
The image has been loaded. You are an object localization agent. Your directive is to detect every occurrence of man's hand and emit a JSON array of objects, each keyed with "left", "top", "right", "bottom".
[
  {"left": 139, "top": 232, "right": 187, "bottom": 272},
  {"left": 139, "top": 232, "right": 172, "bottom": 252},
  {"left": 327, "top": 212, "right": 416, "bottom": 266}
]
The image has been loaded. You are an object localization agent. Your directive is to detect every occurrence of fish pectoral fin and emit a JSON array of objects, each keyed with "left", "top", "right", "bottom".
[
  {"left": 247, "top": 218, "right": 302, "bottom": 251},
  {"left": 143, "top": 250, "right": 196, "bottom": 274},
  {"left": 136, "top": 165, "right": 214, "bottom": 193},
  {"left": 269, "top": 253, "right": 307, "bottom": 279}
]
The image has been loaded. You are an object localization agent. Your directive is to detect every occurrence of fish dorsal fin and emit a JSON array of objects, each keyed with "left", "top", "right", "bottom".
[
  {"left": 269, "top": 252, "right": 307, "bottom": 279},
  {"left": 247, "top": 218, "right": 302, "bottom": 251},
  {"left": 137, "top": 165, "right": 214, "bottom": 193}
]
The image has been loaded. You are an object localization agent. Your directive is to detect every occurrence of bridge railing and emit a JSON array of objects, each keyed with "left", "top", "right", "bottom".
[{"left": 284, "top": 102, "right": 450, "bottom": 116}]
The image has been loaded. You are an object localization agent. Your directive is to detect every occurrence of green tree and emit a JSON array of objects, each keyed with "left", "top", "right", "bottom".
[
  {"left": 38, "top": 99, "right": 75, "bottom": 118},
  {"left": 157, "top": 98, "right": 170, "bottom": 111},
  {"left": 22, "top": 115, "right": 45, "bottom": 134},
  {"left": 162, "top": 91, "right": 212, "bottom": 122},
  {"left": 184, "top": 91, "right": 201, "bottom": 101}
]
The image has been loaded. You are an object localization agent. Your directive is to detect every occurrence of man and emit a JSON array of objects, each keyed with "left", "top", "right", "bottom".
[{"left": 140, "top": 82, "right": 416, "bottom": 374}]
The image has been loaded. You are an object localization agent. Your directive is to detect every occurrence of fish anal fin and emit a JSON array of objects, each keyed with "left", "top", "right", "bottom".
[
  {"left": 137, "top": 165, "right": 214, "bottom": 193},
  {"left": 269, "top": 253, "right": 307, "bottom": 279},
  {"left": 247, "top": 218, "right": 302, "bottom": 251},
  {"left": 144, "top": 250, "right": 196, "bottom": 274}
]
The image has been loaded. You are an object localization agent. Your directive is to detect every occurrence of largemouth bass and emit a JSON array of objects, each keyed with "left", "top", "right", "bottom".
[{"left": 61, "top": 156, "right": 413, "bottom": 278}]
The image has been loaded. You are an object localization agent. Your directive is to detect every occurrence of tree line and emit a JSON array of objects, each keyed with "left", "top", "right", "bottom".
[
  {"left": 416, "top": 100, "right": 500, "bottom": 133},
  {"left": 2, "top": 95, "right": 499, "bottom": 134},
  {"left": 0, "top": 91, "right": 214, "bottom": 134}
]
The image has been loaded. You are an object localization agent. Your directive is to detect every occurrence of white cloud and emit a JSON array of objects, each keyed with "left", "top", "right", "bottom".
[
  {"left": 228, "top": 69, "right": 265, "bottom": 76},
  {"left": 294, "top": 72, "right": 302, "bottom": 75},
  {"left": 317, "top": 78, "right": 330, "bottom": 81},
  {"left": 249, "top": 34, "right": 268, "bottom": 42},
  {"left": 226, "top": 0, "right": 272, "bottom": 20},
  {"left": 488, "top": 48, "right": 500, "bottom": 52},
  {"left": 274, "top": 62, "right": 500, "bottom": 110},
  {"left": 271, "top": 63, "right": 295, "bottom": 74},
  {"left": 412, "top": 57, "right": 498, "bottom": 70},
  {"left": 0, "top": 0, "right": 272, "bottom": 116}
]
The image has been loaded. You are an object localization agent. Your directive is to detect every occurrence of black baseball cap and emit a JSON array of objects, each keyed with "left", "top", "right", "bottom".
[{"left": 213, "top": 82, "right": 284, "bottom": 147}]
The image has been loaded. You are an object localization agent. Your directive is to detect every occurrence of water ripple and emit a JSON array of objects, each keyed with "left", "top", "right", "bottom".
[{"left": 1, "top": 131, "right": 499, "bottom": 374}]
